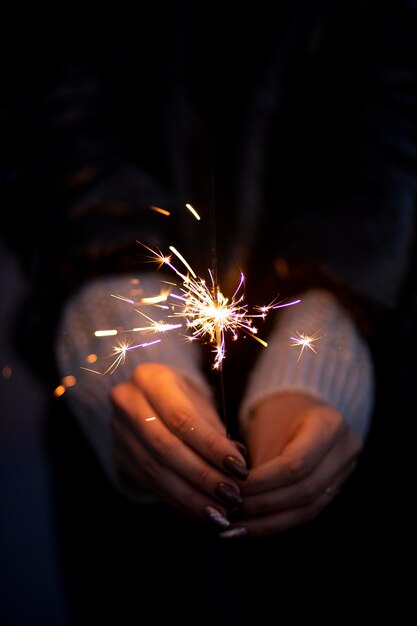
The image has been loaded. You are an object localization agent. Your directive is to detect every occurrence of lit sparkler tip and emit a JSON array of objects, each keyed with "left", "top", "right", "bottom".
[{"left": 93, "top": 240, "right": 303, "bottom": 374}]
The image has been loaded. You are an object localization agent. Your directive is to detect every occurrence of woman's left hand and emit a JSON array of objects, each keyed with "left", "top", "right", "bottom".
[{"left": 223, "top": 392, "right": 363, "bottom": 538}]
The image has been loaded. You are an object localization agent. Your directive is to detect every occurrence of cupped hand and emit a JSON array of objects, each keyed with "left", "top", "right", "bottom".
[
  {"left": 110, "top": 363, "right": 249, "bottom": 528},
  {"left": 222, "top": 393, "right": 363, "bottom": 539}
]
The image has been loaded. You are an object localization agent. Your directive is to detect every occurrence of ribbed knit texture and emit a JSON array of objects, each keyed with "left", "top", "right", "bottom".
[{"left": 239, "top": 289, "right": 375, "bottom": 440}]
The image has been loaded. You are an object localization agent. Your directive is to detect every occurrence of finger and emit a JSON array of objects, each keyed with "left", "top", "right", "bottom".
[
  {"left": 241, "top": 454, "right": 357, "bottom": 517},
  {"left": 131, "top": 364, "right": 249, "bottom": 477},
  {"left": 112, "top": 382, "right": 244, "bottom": 503},
  {"left": 241, "top": 425, "right": 361, "bottom": 512},
  {"left": 221, "top": 465, "right": 354, "bottom": 540},
  {"left": 244, "top": 407, "right": 344, "bottom": 494},
  {"left": 222, "top": 491, "right": 329, "bottom": 539},
  {"left": 112, "top": 417, "right": 233, "bottom": 529}
]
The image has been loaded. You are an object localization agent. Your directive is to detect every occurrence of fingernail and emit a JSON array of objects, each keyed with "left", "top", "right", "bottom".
[
  {"left": 215, "top": 482, "right": 243, "bottom": 506},
  {"left": 219, "top": 526, "right": 248, "bottom": 540},
  {"left": 205, "top": 505, "right": 231, "bottom": 529},
  {"left": 223, "top": 455, "right": 249, "bottom": 481},
  {"left": 232, "top": 441, "right": 248, "bottom": 461}
]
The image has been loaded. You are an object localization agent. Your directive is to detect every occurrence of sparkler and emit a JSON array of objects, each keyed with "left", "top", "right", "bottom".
[
  {"left": 51, "top": 200, "right": 323, "bottom": 454},
  {"left": 83, "top": 246, "right": 301, "bottom": 377},
  {"left": 80, "top": 204, "right": 321, "bottom": 381},
  {"left": 138, "top": 241, "right": 301, "bottom": 370}
]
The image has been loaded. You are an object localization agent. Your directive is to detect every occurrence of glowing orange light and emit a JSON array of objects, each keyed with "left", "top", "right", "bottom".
[
  {"left": 149, "top": 205, "right": 170, "bottom": 216},
  {"left": 62, "top": 375, "right": 77, "bottom": 388},
  {"left": 54, "top": 385, "right": 66, "bottom": 397},
  {"left": 1, "top": 365, "right": 12, "bottom": 379}
]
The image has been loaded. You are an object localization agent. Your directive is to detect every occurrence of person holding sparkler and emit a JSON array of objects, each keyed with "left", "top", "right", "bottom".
[{"left": 2, "top": 1, "right": 416, "bottom": 622}]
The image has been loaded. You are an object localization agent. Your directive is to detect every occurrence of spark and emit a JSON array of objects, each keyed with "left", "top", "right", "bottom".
[
  {"left": 169, "top": 246, "right": 197, "bottom": 278},
  {"left": 255, "top": 296, "right": 301, "bottom": 317},
  {"left": 84, "top": 338, "right": 162, "bottom": 375},
  {"left": 131, "top": 309, "right": 183, "bottom": 334},
  {"left": 290, "top": 330, "right": 322, "bottom": 362},
  {"left": 138, "top": 242, "right": 172, "bottom": 271},
  {"left": 138, "top": 243, "right": 299, "bottom": 370},
  {"left": 185, "top": 203, "right": 201, "bottom": 220},
  {"left": 90, "top": 242, "right": 301, "bottom": 374},
  {"left": 140, "top": 291, "right": 170, "bottom": 304},
  {"left": 111, "top": 293, "right": 135, "bottom": 305},
  {"left": 149, "top": 205, "right": 170, "bottom": 216},
  {"left": 89, "top": 202, "right": 301, "bottom": 374}
]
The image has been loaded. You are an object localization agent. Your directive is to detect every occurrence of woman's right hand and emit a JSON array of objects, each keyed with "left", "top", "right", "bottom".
[{"left": 110, "top": 363, "right": 249, "bottom": 528}]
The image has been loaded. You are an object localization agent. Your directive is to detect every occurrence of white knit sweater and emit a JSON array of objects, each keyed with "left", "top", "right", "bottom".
[{"left": 55, "top": 274, "right": 374, "bottom": 501}]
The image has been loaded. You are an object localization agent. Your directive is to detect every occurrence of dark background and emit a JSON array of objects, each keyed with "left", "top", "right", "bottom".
[
  {"left": 1, "top": 5, "right": 416, "bottom": 623},
  {"left": 0, "top": 240, "right": 72, "bottom": 626}
]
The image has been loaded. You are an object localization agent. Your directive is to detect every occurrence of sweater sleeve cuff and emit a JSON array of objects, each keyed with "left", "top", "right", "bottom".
[
  {"left": 239, "top": 288, "right": 375, "bottom": 441},
  {"left": 54, "top": 273, "right": 212, "bottom": 502}
]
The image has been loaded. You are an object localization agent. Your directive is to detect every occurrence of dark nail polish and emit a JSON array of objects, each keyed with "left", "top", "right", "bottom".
[
  {"left": 215, "top": 482, "right": 243, "bottom": 506},
  {"left": 205, "top": 505, "right": 231, "bottom": 529},
  {"left": 233, "top": 441, "right": 249, "bottom": 461},
  {"left": 219, "top": 526, "right": 249, "bottom": 540},
  {"left": 223, "top": 455, "right": 249, "bottom": 481}
]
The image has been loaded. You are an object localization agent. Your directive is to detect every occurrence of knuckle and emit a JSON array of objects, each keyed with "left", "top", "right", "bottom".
[
  {"left": 170, "top": 407, "right": 194, "bottom": 435},
  {"left": 297, "top": 480, "right": 320, "bottom": 504},
  {"left": 134, "top": 362, "right": 166, "bottom": 386},
  {"left": 140, "top": 456, "right": 158, "bottom": 482},
  {"left": 152, "top": 431, "right": 180, "bottom": 460},
  {"left": 131, "top": 363, "right": 148, "bottom": 385},
  {"left": 195, "top": 466, "right": 212, "bottom": 489},
  {"left": 243, "top": 497, "right": 262, "bottom": 517},
  {"left": 285, "top": 455, "right": 310, "bottom": 482},
  {"left": 310, "top": 405, "right": 343, "bottom": 434},
  {"left": 322, "top": 407, "right": 344, "bottom": 437},
  {"left": 203, "top": 429, "right": 222, "bottom": 456}
]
